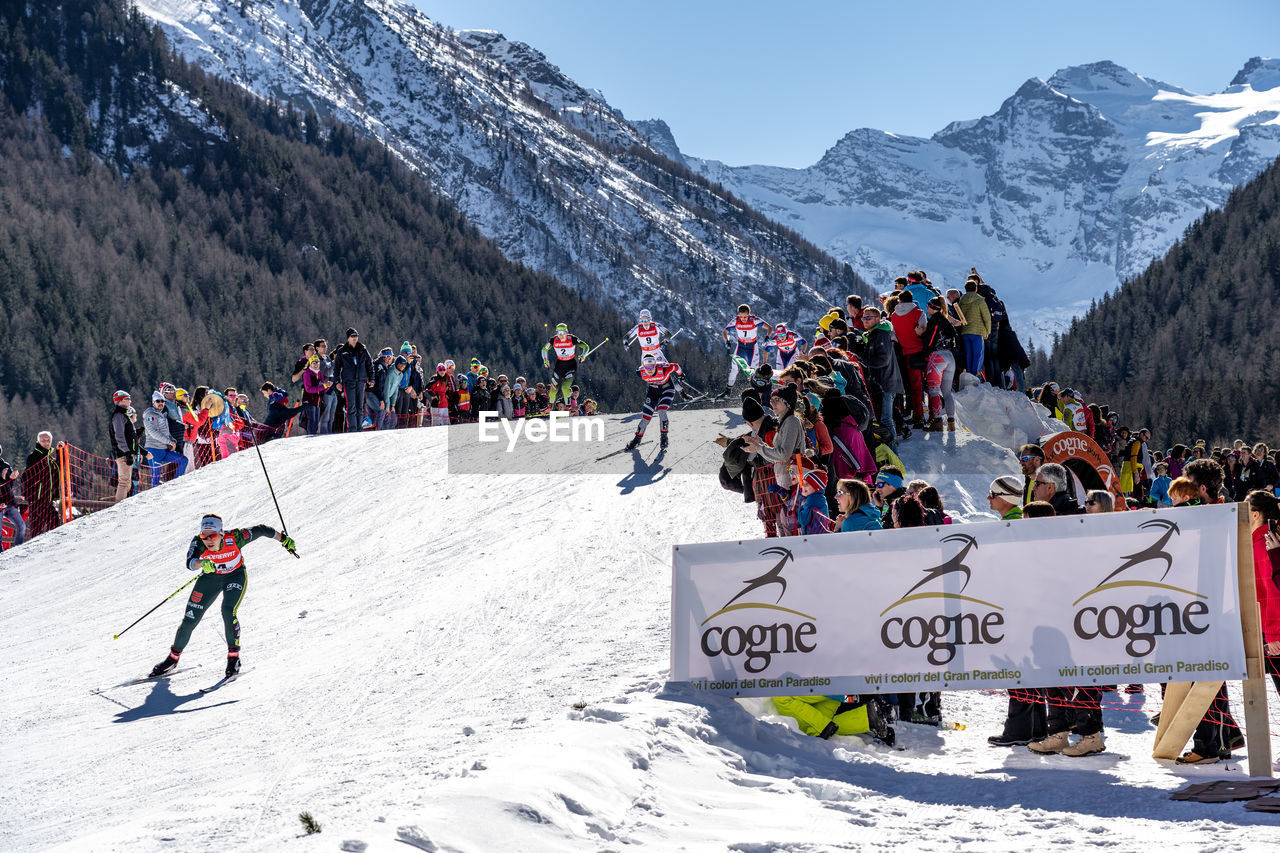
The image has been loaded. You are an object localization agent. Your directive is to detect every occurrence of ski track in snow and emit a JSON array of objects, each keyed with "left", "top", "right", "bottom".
[{"left": 3, "top": 389, "right": 1280, "bottom": 851}]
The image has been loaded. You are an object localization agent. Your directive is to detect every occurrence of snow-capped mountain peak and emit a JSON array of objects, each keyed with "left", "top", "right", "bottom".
[
  {"left": 676, "top": 58, "right": 1280, "bottom": 346},
  {"left": 136, "top": 0, "right": 861, "bottom": 340},
  {"left": 1229, "top": 56, "right": 1280, "bottom": 91}
]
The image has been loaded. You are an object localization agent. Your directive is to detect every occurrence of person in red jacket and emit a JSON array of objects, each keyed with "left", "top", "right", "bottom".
[
  {"left": 1247, "top": 490, "right": 1280, "bottom": 697},
  {"left": 888, "top": 291, "right": 927, "bottom": 430}
]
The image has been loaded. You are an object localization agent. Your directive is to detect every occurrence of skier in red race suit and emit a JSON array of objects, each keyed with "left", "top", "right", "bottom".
[
  {"left": 625, "top": 354, "right": 688, "bottom": 451},
  {"left": 149, "top": 514, "right": 296, "bottom": 680}
]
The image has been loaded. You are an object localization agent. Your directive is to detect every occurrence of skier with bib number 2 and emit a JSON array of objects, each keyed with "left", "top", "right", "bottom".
[
  {"left": 541, "top": 323, "right": 591, "bottom": 406},
  {"left": 148, "top": 514, "right": 296, "bottom": 680}
]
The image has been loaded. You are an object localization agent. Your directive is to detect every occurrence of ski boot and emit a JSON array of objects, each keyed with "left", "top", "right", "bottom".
[
  {"left": 713, "top": 385, "right": 732, "bottom": 401},
  {"left": 660, "top": 431, "right": 669, "bottom": 449},
  {"left": 625, "top": 433, "right": 643, "bottom": 451},
  {"left": 866, "top": 698, "right": 896, "bottom": 747},
  {"left": 226, "top": 646, "right": 241, "bottom": 678},
  {"left": 149, "top": 648, "right": 181, "bottom": 678}
]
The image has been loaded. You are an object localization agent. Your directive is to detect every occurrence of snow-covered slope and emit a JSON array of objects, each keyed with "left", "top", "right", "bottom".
[
  {"left": 136, "top": 0, "right": 861, "bottom": 340},
  {"left": 5, "top": 403, "right": 1279, "bottom": 851},
  {"left": 680, "top": 59, "right": 1280, "bottom": 346}
]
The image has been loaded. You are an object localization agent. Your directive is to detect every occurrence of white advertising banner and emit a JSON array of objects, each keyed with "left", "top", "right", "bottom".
[{"left": 671, "top": 505, "right": 1247, "bottom": 697}]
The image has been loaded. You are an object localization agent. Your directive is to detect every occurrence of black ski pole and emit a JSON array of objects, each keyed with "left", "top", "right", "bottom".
[
  {"left": 113, "top": 576, "right": 196, "bottom": 639},
  {"left": 247, "top": 424, "right": 299, "bottom": 558}
]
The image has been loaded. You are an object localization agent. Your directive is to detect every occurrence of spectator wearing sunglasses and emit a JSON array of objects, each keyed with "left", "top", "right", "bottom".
[
  {"left": 834, "top": 478, "right": 881, "bottom": 532},
  {"left": 986, "top": 476, "right": 1023, "bottom": 520},
  {"left": 872, "top": 467, "right": 906, "bottom": 526},
  {"left": 1030, "top": 463, "right": 1084, "bottom": 516},
  {"left": 1018, "top": 444, "right": 1044, "bottom": 506},
  {"left": 1084, "top": 490, "right": 1115, "bottom": 513}
]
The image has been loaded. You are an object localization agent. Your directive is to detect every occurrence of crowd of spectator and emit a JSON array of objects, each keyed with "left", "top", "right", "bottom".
[
  {"left": 1, "top": 326, "right": 601, "bottom": 550},
  {"left": 713, "top": 270, "right": 1280, "bottom": 762}
]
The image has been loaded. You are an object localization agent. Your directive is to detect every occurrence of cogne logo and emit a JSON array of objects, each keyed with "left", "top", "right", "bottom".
[
  {"left": 1072, "top": 519, "right": 1208, "bottom": 656},
  {"left": 699, "top": 547, "right": 816, "bottom": 673},
  {"left": 879, "top": 534, "right": 1005, "bottom": 665}
]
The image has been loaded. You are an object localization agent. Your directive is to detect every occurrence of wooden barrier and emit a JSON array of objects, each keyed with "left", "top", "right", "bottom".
[{"left": 1152, "top": 504, "right": 1272, "bottom": 776}]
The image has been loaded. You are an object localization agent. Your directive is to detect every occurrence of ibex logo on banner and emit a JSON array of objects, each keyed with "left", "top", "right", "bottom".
[
  {"left": 879, "top": 534, "right": 1005, "bottom": 665},
  {"left": 1072, "top": 519, "right": 1209, "bottom": 656},
  {"left": 698, "top": 547, "right": 817, "bottom": 674}
]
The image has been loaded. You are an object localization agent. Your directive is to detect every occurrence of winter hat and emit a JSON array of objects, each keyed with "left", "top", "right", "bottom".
[
  {"left": 400, "top": 341, "right": 413, "bottom": 353},
  {"left": 152, "top": 391, "right": 165, "bottom": 403},
  {"left": 199, "top": 515, "right": 223, "bottom": 537},
  {"left": 742, "top": 396, "right": 765, "bottom": 424},
  {"left": 379, "top": 347, "right": 394, "bottom": 358},
  {"left": 113, "top": 390, "right": 131, "bottom": 404},
  {"left": 345, "top": 327, "right": 359, "bottom": 338},
  {"left": 803, "top": 469, "right": 828, "bottom": 492},
  {"left": 394, "top": 355, "right": 408, "bottom": 367},
  {"left": 989, "top": 476, "right": 1022, "bottom": 500},
  {"left": 774, "top": 383, "right": 799, "bottom": 411},
  {"left": 436, "top": 363, "right": 447, "bottom": 372}
]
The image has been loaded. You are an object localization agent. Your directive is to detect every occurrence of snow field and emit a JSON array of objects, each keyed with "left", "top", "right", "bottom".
[{"left": 2, "top": 397, "right": 1279, "bottom": 851}]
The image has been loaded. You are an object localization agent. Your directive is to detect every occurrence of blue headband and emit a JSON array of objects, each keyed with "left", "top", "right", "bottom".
[{"left": 875, "top": 471, "right": 904, "bottom": 490}]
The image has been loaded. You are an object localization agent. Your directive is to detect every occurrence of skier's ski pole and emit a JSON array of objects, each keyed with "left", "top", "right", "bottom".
[
  {"left": 667, "top": 328, "right": 687, "bottom": 346},
  {"left": 582, "top": 337, "right": 610, "bottom": 361},
  {"left": 247, "top": 425, "right": 299, "bottom": 558},
  {"left": 113, "top": 576, "right": 196, "bottom": 639}
]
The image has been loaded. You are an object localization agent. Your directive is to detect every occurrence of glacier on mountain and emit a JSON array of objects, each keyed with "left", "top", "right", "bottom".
[{"left": 675, "top": 59, "right": 1280, "bottom": 346}]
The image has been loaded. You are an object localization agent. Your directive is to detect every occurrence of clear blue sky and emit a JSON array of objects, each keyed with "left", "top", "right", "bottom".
[{"left": 411, "top": 0, "right": 1279, "bottom": 168}]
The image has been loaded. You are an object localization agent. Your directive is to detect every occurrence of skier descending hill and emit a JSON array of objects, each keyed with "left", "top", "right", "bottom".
[
  {"left": 622, "top": 309, "right": 672, "bottom": 364},
  {"left": 149, "top": 514, "right": 296, "bottom": 680},
  {"left": 716, "top": 304, "right": 771, "bottom": 399},
  {"left": 625, "top": 354, "right": 688, "bottom": 451},
  {"left": 764, "top": 323, "right": 807, "bottom": 370},
  {"left": 541, "top": 322, "right": 591, "bottom": 406}
]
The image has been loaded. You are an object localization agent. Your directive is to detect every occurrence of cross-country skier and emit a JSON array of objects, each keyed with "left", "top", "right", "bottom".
[
  {"left": 623, "top": 309, "right": 672, "bottom": 365},
  {"left": 764, "top": 322, "right": 807, "bottom": 370},
  {"left": 148, "top": 514, "right": 297, "bottom": 680},
  {"left": 625, "top": 353, "right": 687, "bottom": 451},
  {"left": 716, "top": 304, "right": 770, "bottom": 399},
  {"left": 541, "top": 322, "right": 591, "bottom": 405}
]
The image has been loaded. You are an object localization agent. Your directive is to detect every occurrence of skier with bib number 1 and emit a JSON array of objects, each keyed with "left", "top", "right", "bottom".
[{"left": 148, "top": 514, "right": 296, "bottom": 681}]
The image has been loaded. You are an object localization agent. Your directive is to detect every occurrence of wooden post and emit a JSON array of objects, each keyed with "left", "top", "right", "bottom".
[
  {"left": 1152, "top": 680, "right": 1223, "bottom": 760},
  {"left": 1237, "top": 502, "right": 1273, "bottom": 777}
]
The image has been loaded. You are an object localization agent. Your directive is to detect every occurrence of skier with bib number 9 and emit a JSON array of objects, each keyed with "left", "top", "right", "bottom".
[{"left": 148, "top": 514, "right": 296, "bottom": 680}]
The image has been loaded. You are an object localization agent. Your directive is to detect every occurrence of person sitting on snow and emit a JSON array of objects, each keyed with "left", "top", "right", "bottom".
[{"left": 772, "top": 694, "right": 895, "bottom": 745}]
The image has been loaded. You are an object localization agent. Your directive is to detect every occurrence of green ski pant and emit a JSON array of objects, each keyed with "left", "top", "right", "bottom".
[
  {"left": 773, "top": 696, "right": 869, "bottom": 737},
  {"left": 172, "top": 567, "right": 247, "bottom": 651},
  {"left": 549, "top": 365, "right": 576, "bottom": 404}
]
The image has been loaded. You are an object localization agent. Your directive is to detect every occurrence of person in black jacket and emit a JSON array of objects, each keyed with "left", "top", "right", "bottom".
[
  {"left": 331, "top": 328, "right": 374, "bottom": 433},
  {"left": 858, "top": 306, "right": 903, "bottom": 446},
  {"left": 24, "top": 431, "right": 60, "bottom": 537},
  {"left": 1031, "top": 463, "right": 1085, "bottom": 516},
  {"left": 258, "top": 383, "right": 304, "bottom": 439},
  {"left": 108, "top": 390, "right": 137, "bottom": 505}
]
